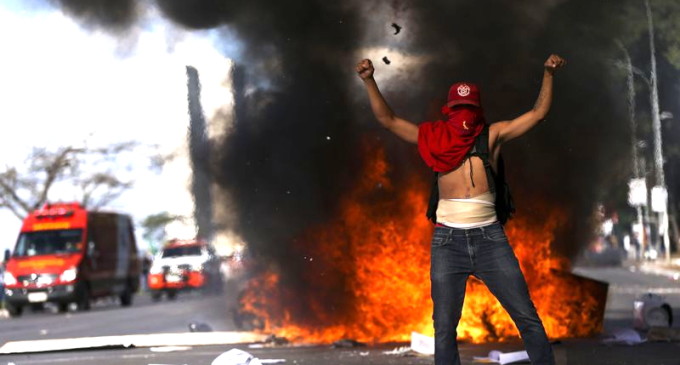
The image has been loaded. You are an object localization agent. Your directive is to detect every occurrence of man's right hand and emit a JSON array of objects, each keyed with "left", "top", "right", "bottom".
[{"left": 356, "top": 59, "right": 374, "bottom": 80}]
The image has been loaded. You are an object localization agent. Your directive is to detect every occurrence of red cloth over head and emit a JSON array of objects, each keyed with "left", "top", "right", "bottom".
[{"left": 418, "top": 104, "right": 486, "bottom": 173}]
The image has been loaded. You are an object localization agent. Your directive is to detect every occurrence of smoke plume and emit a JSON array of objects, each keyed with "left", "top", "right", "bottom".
[{"left": 50, "top": 0, "right": 655, "bottom": 324}]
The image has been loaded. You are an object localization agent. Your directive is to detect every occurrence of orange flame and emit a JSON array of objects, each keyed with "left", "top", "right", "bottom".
[{"left": 240, "top": 142, "right": 603, "bottom": 344}]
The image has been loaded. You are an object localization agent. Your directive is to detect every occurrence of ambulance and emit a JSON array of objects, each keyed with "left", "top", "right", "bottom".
[
  {"left": 147, "top": 239, "right": 223, "bottom": 300},
  {"left": 2, "top": 202, "right": 140, "bottom": 317}
]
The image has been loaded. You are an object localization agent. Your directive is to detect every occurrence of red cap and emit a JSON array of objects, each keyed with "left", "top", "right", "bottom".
[{"left": 446, "top": 82, "right": 481, "bottom": 107}]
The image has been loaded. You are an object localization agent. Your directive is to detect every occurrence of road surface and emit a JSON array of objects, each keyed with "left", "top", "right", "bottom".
[{"left": 1, "top": 265, "right": 679, "bottom": 365}]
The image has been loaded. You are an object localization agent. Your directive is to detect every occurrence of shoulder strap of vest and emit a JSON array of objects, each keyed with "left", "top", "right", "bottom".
[
  {"left": 426, "top": 172, "right": 439, "bottom": 223},
  {"left": 469, "top": 126, "right": 495, "bottom": 194}
]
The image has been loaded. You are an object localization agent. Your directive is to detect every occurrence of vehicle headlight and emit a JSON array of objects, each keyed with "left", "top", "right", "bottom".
[
  {"left": 3, "top": 271, "right": 17, "bottom": 286},
  {"left": 59, "top": 267, "right": 78, "bottom": 282},
  {"left": 149, "top": 265, "right": 163, "bottom": 274}
]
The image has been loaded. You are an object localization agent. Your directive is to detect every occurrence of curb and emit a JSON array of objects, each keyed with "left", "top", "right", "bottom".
[
  {"left": 0, "top": 331, "right": 269, "bottom": 354},
  {"left": 638, "top": 261, "right": 680, "bottom": 281}
]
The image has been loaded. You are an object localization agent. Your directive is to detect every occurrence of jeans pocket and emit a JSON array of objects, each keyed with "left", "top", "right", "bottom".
[
  {"left": 484, "top": 225, "right": 507, "bottom": 242},
  {"left": 431, "top": 230, "right": 449, "bottom": 247}
]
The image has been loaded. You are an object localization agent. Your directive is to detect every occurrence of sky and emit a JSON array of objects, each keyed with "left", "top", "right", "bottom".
[{"left": 0, "top": 0, "right": 234, "bottom": 253}]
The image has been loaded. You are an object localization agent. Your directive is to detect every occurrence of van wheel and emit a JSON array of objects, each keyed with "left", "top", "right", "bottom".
[
  {"left": 166, "top": 290, "right": 177, "bottom": 300},
  {"left": 6, "top": 302, "right": 23, "bottom": 317},
  {"left": 120, "top": 286, "right": 134, "bottom": 307},
  {"left": 77, "top": 285, "right": 91, "bottom": 311}
]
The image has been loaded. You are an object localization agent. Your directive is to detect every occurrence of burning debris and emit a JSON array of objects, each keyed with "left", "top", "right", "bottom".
[
  {"left": 391, "top": 22, "right": 402, "bottom": 34},
  {"left": 47, "top": 0, "right": 637, "bottom": 347},
  {"left": 331, "top": 339, "right": 366, "bottom": 348},
  {"left": 235, "top": 145, "right": 609, "bottom": 344},
  {"left": 188, "top": 322, "right": 213, "bottom": 332}
]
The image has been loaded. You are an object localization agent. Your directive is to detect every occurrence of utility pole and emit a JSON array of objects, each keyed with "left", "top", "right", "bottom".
[
  {"left": 645, "top": 0, "right": 670, "bottom": 261},
  {"left": 618, "top": 40, "right": 647, "bottom": 258}
]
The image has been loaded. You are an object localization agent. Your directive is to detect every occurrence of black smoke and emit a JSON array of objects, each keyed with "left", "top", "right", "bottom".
[
  {"left": 48, "top": 0, "right": 674, "bottom": 324},
  {"left": 51, "top": 0, "right": 139, "bottom": 31}
]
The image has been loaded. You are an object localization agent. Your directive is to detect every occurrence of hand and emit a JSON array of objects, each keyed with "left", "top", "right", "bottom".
[
  {"left": 356, "top": 59, "right": 374, "bottom": 80},
  {"left": 544, "top": 54, "right": 566, "bottom": 74}
]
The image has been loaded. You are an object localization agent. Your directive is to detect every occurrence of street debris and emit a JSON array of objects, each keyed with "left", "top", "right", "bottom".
[
  {"left": 188, "top": 322, "right": 214, "bottom": 332},
  {"left": 473, "top": 350, "right": 529, "bottom": 364},
  {"left": 264, "top": 334, "right": 289, "bottom": 346},
  {"left": 382, "top": 56, "right": 391, "bottom": 65},
  {"left": 602, "top": 328, "right": 646, "bottom": 346},
  {"left": 212, "top": 348, "right": 262, "bottom": 365},
  {"left": 211, "top": 348, "right": 286, "bottom": 365},
  {"left": 633, "top": 293, "right": 673, "bottom": 330},
  {"left": 647, "top": 326, "right": 680, "bottom": 342},
  {"left": 383, "top": 346, "right": 414, "bottom": 356},
  {"left": 331, "top": 338, "right": 366, "bottom": 348},
  {"left": 410, "top": 331, "right": 434, "bottom": 355},
  {"left": 149, "top": 346, "right": 192, "bottom": 352},
  {"left": 249, "top": 334, "right": 289, "bottom": 348},
  {"left": 391, "top": 23, "right": 402, "bottom": 34}
]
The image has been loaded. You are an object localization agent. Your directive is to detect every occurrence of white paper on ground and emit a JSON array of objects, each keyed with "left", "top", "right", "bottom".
[
  {"left": 410, "top": 331, "right": 435, "bottom": 355},
  {"left": 602, "top": 328, "right": 646, "bottom": 345},
  {"left": 212, "top": 349, "right": 263, "bottom": 365},
  {"left": 473, "top": 350, "right": 529, "bottom": 364}
]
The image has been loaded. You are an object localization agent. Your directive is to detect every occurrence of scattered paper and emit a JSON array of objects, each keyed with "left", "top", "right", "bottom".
[
  {"left": 410, "top": 332, "right": 434, "bottom": 355},
  {"left": 473, "top": 350, "right": 529, "bottom": 364},
  {"left": 212, "top": 349, "right": 285, "bottom": 365},
  {"left": 212, "top": 349, "right": 263, "bottom": 365},
  {"left": 602, "top": 328, "right": 646, "bottom": 345},
  {"left": 383, "top": 346, "right": 411, "bottom": 355}
]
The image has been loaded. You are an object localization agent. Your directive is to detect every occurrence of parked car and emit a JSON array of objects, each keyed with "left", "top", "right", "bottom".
[
  {"left": 2, "top": 202, "right": 140, "bottom": 317},
  {"left": 147, "top": 239, "right": 222, "bottom": 300}
]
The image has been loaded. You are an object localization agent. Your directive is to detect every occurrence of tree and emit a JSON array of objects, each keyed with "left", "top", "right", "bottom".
[
  {"left": 0, "top": 142, "right": 137, "bottom": 219},
  {"left": 140, "top": 212, "right": 179, "bottom": 251}
]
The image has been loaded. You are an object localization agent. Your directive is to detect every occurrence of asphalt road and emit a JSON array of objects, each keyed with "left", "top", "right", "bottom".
[
  {"left": 1, "top": 265, "right": 679, "bottom": 365},
  {"left": 573, "top": 265, "right": 680, "bottom": 331},
  {"left": 0, "top": 287, "right": 238, "bottom": 344}
]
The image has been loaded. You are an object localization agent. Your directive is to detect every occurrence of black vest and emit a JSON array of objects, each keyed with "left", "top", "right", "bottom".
[{"left": 426, "top": 126, "right": 515, "bottom": 224}]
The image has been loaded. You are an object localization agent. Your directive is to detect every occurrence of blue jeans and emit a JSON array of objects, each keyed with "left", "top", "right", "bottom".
[{"left": 430, "top": 222, "right": 554, "bottom": 365}]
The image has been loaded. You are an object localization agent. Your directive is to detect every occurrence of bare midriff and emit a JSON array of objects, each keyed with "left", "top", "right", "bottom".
[{"left": 438, "top": 156, "right": 492, "bottom": 199}]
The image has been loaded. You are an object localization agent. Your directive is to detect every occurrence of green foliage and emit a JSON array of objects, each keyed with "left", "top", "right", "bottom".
[
  {"left": 653, "top": 0, "right": 680, "bottom": 68},
  {"left": 140, "top": 212, "right": 181, "bottom": 253}
]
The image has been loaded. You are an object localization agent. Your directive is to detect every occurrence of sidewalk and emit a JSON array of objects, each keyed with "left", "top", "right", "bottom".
[{"left": 637, "top": 256, "right": 680, "bottom": 280}]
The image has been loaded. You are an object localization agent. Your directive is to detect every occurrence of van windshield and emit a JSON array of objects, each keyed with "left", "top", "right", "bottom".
[
  {"left": 14, "top": 229, "right": 84, "bottom": 257},
  {"left": 162, "top": 245, "right": 202, "bottom": 258}
]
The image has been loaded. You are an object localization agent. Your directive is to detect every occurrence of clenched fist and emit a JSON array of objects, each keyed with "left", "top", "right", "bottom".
[
  {"left": 544, "top": 54, "right": 566, "bottom": 74},
  {"left": 356, "top": 59, "right": 374, "bottom": 80}
]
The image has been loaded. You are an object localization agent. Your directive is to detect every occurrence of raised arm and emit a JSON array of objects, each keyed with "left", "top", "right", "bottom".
[
  {"left": 356, "top": 59, "right": 418, "bottom": 144},
  {"left": 492, "top": 54, "right": 566, "bottom": 144}
]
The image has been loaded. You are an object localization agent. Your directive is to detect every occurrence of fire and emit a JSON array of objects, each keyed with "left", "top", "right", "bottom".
[{"left": 239, "top": 142, "right": 604, "bottom": 344}]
